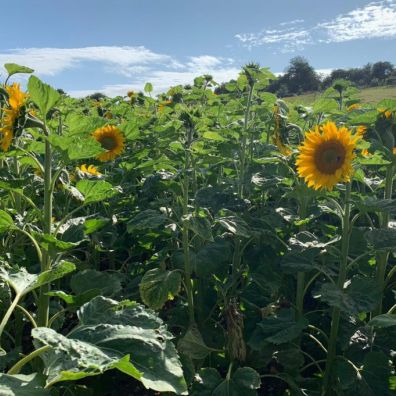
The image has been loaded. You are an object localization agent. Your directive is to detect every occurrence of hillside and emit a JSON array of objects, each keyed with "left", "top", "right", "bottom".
[{"left": 284, "top": 85, "right": 396, "bottom": 105}]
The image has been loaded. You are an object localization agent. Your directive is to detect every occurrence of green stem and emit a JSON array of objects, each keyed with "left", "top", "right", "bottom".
[
  {"left": 37, "top": 127, "right": 53, "bottom": 327},
  {"left": 183, "top": 127, "right": 195, "bottom": 326},
  {"left": 322, "top": 183, "right": 352, "bottom": 395},
  {"left": 7, "top": 345, "right": 50, "bottom": 375},
  {"left": 296, "top": 199, "right": 308, "bottom": 321},
  {"left": 238, "top": 83, "right": 254, "bottom": 199},
  {"left": 15, "top": 304, "right": 38, "bottom": 328},
  {"left": 0, "top": 293, "right": 21, "bottom": 347},
  {"left": 373, "top": 164, "right": 394, "bottom": 316}
]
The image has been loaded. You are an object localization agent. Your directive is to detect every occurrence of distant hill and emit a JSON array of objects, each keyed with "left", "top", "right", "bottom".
[{"left": 284, "top": 85, "right": 396, "bottom": 105}]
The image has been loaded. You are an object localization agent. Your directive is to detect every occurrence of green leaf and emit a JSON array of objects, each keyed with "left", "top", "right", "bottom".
[
  {"left": 4, "top": 63, "right": 34, "bottom": 77},
  {"left": 139, "top": 268, "right": 181, "bottom": 310},
  {"left": 76, "top": 180, "right": 117, "bottom": 204},
  {"left": 184, "top": 214, "right": 213, "bottom": 242},
  {"left": 320, "top": 277, "right": 381, "bottom": 314},
  {"left": 356, "top": 198, "right": 396, "bottom": 214},
  {"left": 0, "top": 210, "right": 15, "bottom": 234},
  {"left": 46, "top": 296, "right": 187, "bottom": 394},
  {"left": 178, "top": 325, "right": 214, "bottom": 360},
  {"left": 28, "top": 75, "right": 61, "bottom": 116},
  {"left": 365, "top": 229, "right": 396, "bottom": 251},
  {"left": 281, "top": 248, "right": 319, "bottom": 273},
  {"left": 84, "top": 217, "right": 110, "bottom": 234},
  {"left": 0, "top": 373, "right": 48, "bottom": 396},
  {"left": 71, "top": 269, "right": 122, "bottom": 297},
  {"left": 33, "top": 233, "right": 79, "bottom": 253},
  {"left": 359, "top": 352, "right": 393, "bottom": 395},
  {"left": 191, "top": 368, "right": 222, "bottom": 396},
  {"left": 49, "top": 135, "right": 103, "bottom": 161},
  {"left": 127, "top": 209, "right": 167, "bottom": 232},
  {"left": 32, "top": 327, "right": 142, "bottom": 385},
  {"left": 217, "top": 213, "right": 250, "bottom": 238},
  {"left": 0, "top": 261, "right": 75, "bottom": 297},
  {"left": 251, "top": 309, "right": 308, "bottom": 346},
  {"left": 368, "top": 314, "right": 396, "bottom": 328},
  {"left": 47, "top": 289, "right": 100, "bottom": 308},
  {"left": 144, "top": 82, "right": 153, "bottom": 93},
  {"left": 213, "top": 367, "right": 261, "bottom": 396},
  {"left": 202, "top": 131, "right": 227, "bottom": 142}
]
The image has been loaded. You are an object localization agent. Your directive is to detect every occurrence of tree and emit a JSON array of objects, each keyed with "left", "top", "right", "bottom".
[{"left": 372, "top": 61, "right": 394, "bottom": 83}]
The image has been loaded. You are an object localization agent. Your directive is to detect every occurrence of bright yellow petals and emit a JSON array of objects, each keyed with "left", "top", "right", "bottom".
[
  {"left": 77, "top": 164, "right": 102, "bottom": 177},
  {"left": 361, "top": 149, "right": 370, "bottom": 157},
  {"left": 378, "top": 108, "right": 393, "bottom": 119},
  {"left": 296, "top": 122, "right": 360, "bottom": 191},
  {"left": 92, "top": 125, "right": 125, "bottom": 161},
  {"left": 0, "top": 84, "right": 28, "bottom": 151},
  {"left": 6, "top": 83, "right": 28, "bottom": 111},
  {"left": 356, "top": 125, "right": 367, "bottom": 136},
  {"left": 393, "top": 147, "right": 396, "bottom": 155},
  {"left": 347, "top": 103, "right": 361, "bottom": 111}
]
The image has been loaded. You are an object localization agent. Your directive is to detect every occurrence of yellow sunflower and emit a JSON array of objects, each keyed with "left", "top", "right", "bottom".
[
  {"left": 356, "top": 125, "right": 367, "bottom": 136},
  {"left": 361, "top": 149, "right": 370, "bottom": 157},
  {"left": 6, "top": 83, "right": 28, "bottom": 111},
  {"left": 92, "top": 125, "right": 125, "bottom": 161},
  {"left": 393, "top": 147, "right": 396, "bottom": 155},
  {"left": 347, "top": 103, "right": 361, "bottom": 112},
  {"left": 296, "top": 122, "right": 360, "bottom": 191},
  {"left": 378, "top": 108, "right": 392, "bottom": 119},
  {"left": 0, "top": 108, "right": 18, "bottom": 151},
  {"left": 273, "top": 134, "right": 292, "bottom": 156},
  {"left": 77, "top": 164, "right": 102, "bottom": 177}
]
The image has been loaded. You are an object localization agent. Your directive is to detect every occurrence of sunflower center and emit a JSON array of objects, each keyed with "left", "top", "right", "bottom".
[
  {"left": 314, "top": 140, "right": 346, "bottom": 174},
  {"left": 99, "top": 136, "right": 117, "bottom": 150}
]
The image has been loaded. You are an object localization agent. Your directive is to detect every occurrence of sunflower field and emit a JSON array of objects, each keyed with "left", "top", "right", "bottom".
[{"left": 0, "top": 63, "right": 395, "bottom": 396}]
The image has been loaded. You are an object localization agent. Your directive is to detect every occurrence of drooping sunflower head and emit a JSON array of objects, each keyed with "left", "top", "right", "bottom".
[
  {"left": 92, "top": 125, "right": 125, "bottom": 161},
  {"left": 347, "top": 103, "right": 361, "bottom": 112},
  {"left": 0, "top": 108, "right": 19, "bottom": 151},
  {"left": 356, "top": 125, "right": 367, "bottom": 136},
  {"left": 6, "top": 83, "right": 28, "bottom": 111},
  {"left": 296, "top": 122, "right": 360, "bottom": 191}
]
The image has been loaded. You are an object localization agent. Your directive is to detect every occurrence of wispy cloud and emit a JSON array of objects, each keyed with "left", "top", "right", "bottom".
[
  {"left": 0, "top": 46, "right": 240, "bottom": 97},
  {"left": 236, "top": 0, "right": 396, "bottom": 52},
  {"left": 0, "top": 46, "right": 180, "bottom": 77}
]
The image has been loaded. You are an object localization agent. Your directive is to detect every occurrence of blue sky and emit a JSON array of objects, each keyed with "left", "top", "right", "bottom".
[{"left": 2, "top": 0, "right": 396, "bottom": 96}]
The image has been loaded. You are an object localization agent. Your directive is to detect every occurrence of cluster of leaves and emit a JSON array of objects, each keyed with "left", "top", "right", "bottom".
[{"left": 0, "top": 63, "right": 395, "bottom": 396}]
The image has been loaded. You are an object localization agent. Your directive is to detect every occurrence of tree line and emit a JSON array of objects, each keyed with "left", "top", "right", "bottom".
[{"left": 266, "top": 57, "right": 395, "bottom": 97}]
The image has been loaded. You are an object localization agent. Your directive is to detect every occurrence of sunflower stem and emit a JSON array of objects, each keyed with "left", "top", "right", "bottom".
[
  {"left": 37, "top": 122, "right": 53, "bottom": 327},
  {"left": 322, "top": 183, "right": 352, "bottom": 395},
  {"left": 373, "top": 163, "right": 394, "bottom": 316}
]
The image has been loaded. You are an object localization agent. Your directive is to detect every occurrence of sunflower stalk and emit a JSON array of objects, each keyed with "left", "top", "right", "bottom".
[
  {"left": 373, "top": 163, "right": 394, "bottom": 316},
  {"left": 322, "top": 183, "right": 352, "bottom": 396},
  {"left": 37, "top": 122, "right": 53, "bottom": 327},
  {"left": 182, "top": 125, "right": 195, "bottom": 326}
]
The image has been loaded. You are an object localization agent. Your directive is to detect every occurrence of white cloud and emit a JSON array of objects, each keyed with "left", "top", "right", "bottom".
[
  {"left": 318, "top": 0, "right": 396, "bottom": 42},
  {"left": 0, "top": 46, "right": 179, "bottom": 77},
  {"left": 236, "top": 0, "right": 396, "bottom": 52}
]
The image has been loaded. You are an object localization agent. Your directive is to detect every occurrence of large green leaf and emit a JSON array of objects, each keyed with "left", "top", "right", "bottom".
[
  {"left": 0, "top": 262, "right": 75, "bottom": 297},
  {"left": 4, "top": 63, "right": 34, "bottom": 77},
  {"left": 49, "top": 134, "right": 103, "bottom": 160},
  {"left": 184, "top": 214, "right": 214, "bottom": 241},
  {"left": 249, "top": 309, "right": 308, "bottom": 347},
  {"left": 368, "top": 314, "right": 396, "bottom": 328},
  {"left": 28, "top": 75, "right": 61, "bottom": 116},
  {"left": 76, "top": 180, "right": 117, "bottom": 204},
  {"left": 139, "top": 268, "right": 181, "bottom": 310},
  {"left": 70, "top": 269, "right": 122, "bottom": 297},
  {"left": 191, "top": 367, "right": 260, "bottom": 396},
  {"left": 35, "top": 296, "right": 187, "bottom": 394},
  {"left": 217, "top": 213, "right": 250, "bottom": 238},
  {"left": 320, "top": 277, "right": 381, "bottom": 314},
  {"left": 32, "top": 327, "right": 141, "bottom": 386},
  {"left": 0, "top": 373, "right": 48, "bottom": 396},
  {"left": 365, "top": 229, "right": 396, "bottom": 251},
  {"left": 127, "top": 209, "right": 167, "bottom": 232},
  {"left": 0, "top": 210, "right": 15, "bottom": 234},
  {"left": 178, "top": 325, "right": 214, "bottom": 360}
]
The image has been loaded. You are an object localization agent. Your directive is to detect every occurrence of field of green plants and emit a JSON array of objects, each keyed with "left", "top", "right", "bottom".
[{"left": 0, "top": 63, "right": 395, "bottom": 396}]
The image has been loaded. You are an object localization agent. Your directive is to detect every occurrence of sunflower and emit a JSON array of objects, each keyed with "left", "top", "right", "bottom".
[
  {"left": 393, "top": 147, "right": 396, "bottom": 155},
  {"left": 77, "top": 164, "right": 102, "bottom": 177},
  {"left": 296, "top": 122, "right": 360, "bottom": 191},
  {"left": 347, "top": 103, "right": 361, "bottom": 112},
  {"left": 356, "top": 125, "right": 367, "bottom": 136},
  {"left": 273, "top": 134, "right": 292, "bottom": 156},
  {"left": 378, "top": 108, "right": 393, "bottom": 119},
  {"left": 0, "top": 108, "right": 18, "bottom": 151},
  {"left": 92, "top": 125, "right": 125, "bottom": 161},
  {"left": 361, "top": 149, "right": 370, "bottom": 157},
  {"left": 6, "top": 83, "right": 28, "bottom": 111}
]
